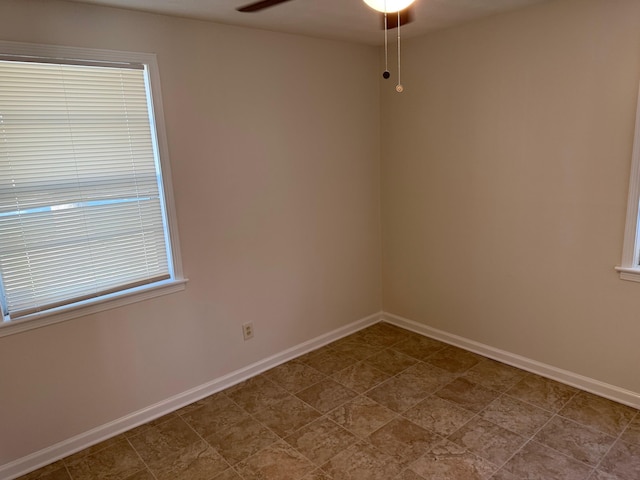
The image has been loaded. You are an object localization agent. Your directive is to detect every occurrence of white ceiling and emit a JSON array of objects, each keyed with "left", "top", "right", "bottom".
[{"left": 67, "top": 0, "right": 551, "bottom": 45}]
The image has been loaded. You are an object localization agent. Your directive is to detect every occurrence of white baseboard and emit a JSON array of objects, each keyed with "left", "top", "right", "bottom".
[
  {"left": 1, "top": 312, "right": 382, "bottom": 480},
  {"left": 382, "top": 311, "right": 640, "bottom": 410}
]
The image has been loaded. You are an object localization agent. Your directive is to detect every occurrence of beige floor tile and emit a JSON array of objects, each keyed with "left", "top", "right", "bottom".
[
  {"left": 212, "top": 468, "right": 244, "bottom": 480},
  {"left": 285, "top": 417, "right": 357, "bottom": 466},
  {"left": 235, "top": 441, "right": 315, "bottom": 480},
  {"left": 328, "top": 337, "right": 385, "bottom": 361},
  {"left": 23, "top": 470, "right": 70, "bottom": 480},
  {"left": 366, "top": 362, "right": 455, "bottom": 413},
  {"left": 296, "top": 378, "right": 358, "bottom": 413},
  {"left": 461, "top": 359, "right": 526, "bottom": 392},
  {"left": 489, "top": 469, "right": 521, "bottom": 480},
  {"left": 598, "top": 439, "right": 640, "bottom": 480},
  {"left": 225, "top": 375, "right": 290, "bottom": 414},
  {"left": 425, "top": 345, "right": 483, "bottom": 374},
  {"left": 480, "top": 395, "right": 552, "bottom": 437},
  {"left": 179, "top": 392, "right": 249, "bottom": 437},
  {"left": 65, "top": 441, "right": 146, "bottom": 480},
  {"left": 588, "top": 470, "right": 619, "bottom": 480},
  {"left": 147, "top": 440, "right": 229, "bottom": 480},
  {"left": 205, "top": 416, "right": 279, "bottom": 465},
  {"left": 299, "top": 348, "right": 359, "bottom": 375},
  {"left": 367, "top": 417, "right": 440, "bottom": 464},
  {"left": 123, "top": 470, "right": 155, "bottom": 480},
  {"left": 128, "top": 416, "right": 201, "bottom": 466},
  {"left": 351, "top": 325, "right": 409, "bottom": 348},
  {"left": 326, "top": 395, "right": 398, "bottom": 437},
  {"left": 496, "top": 441, "right": 593, "bottom": 480},
  {"left": 533, "top": 416, "right": 615, "bottom": 466},
  {"left": 265, "top": 360, "right": 326, "bottom": 393},
  {"left": 364, "top": 349, "right": 418, "bottom": 376},
  {"left": 301, "top": 469, "right": 334, "bottom": 480},
  {"left": 389, "top": 335, "right": 447, "bottom": 362},
  {"left": 403, "top": 362, "right": 458, "bottom": 389},
  {"left": 369, "top": 322, "right": 415, "bottom": 340},
  {"left": 403, "top": 396, "right": 475, "bottom": 436},
  {"left": 409, "top": 438, "right": 497, "bottom": 480},
  {"left": 506, "top": 374, "right": 578, "bottom": 412},
  {"left": 448, "top": 417, "right": 526, "bottom": 466},
  {"left": 331, "top": 361, "right": 391, "bottom": 394},
  {"left": 490, "top": 468, "right": 524, "bottom": 480},
  {"left": 435, "top": 378, "right": 500, "bottom": 413},
  {"left": 366, "top": 373, "right": 430, "bottom": 413},
  {"left": 621, "top": 413, "right": 640, "bottom": 445},
  {"left": 396, "top": 469, "right": 424, "bottom": 480},
  {"left": 559, "top": 391, "right": 637, "bottom": 437},
  {"left": 320, "top": 440, "right": 405, "bottom": 480},
  {"left": 252, "top": 394, "right": 322, "bottom": 437},
  {"left": 16, "top": 462, "right": 70, "bottom": 480}
]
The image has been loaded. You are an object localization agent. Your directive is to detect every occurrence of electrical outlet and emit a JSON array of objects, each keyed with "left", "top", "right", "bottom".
[{"left": 242, "top": 322, "right": 254, "bottom": 341}]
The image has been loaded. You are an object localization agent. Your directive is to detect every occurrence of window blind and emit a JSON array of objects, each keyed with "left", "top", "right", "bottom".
[{"left": 0, "top": 59, "right": 171, "bottom": 319}]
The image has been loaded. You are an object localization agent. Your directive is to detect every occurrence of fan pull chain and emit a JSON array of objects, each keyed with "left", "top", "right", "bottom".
[
  {"left": 383, "top": 13, "right": 390, "bottom": 79},
  {"left": 383, "top": 1, "right": 390, "bottom": 80},
  {"left": 396, "top": 10, "right": 403, "bottom": 93}
]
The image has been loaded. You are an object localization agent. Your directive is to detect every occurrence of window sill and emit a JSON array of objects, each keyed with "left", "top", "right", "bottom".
[
  {"left": 615, "top": 266, "right": 640, "bottom": 282},
  {"left": 0, "top": 278, "right": 188, "bottom": 337}
]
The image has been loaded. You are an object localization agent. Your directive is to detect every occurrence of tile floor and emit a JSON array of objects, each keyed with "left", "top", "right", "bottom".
[{"left": 18, "top": 322, "right": 640, "bottom": 480}]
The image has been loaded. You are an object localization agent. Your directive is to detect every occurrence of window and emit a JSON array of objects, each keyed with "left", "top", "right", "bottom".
[
  {"left": 0, "top": 42, "right": 185, "bottom": 335},
  {"left": 617, "top": 82, "right": 640, "bottom": 281}
]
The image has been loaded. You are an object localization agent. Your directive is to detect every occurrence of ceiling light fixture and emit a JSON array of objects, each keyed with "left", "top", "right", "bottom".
[
  {"left": 362, "top": 0, "right": 415, "bottom": 13},
  {"left": 362, "top": 0, "right": 416, "bottom": 93}
]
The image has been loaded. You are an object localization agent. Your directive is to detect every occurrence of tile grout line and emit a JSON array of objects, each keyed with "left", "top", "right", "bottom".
[
  {"left": 424, "top": 380, "right": 539, "bottom": 478},
  {"left": 394, "top": 359, "right": 587, "bottom": 478},
  {"left": 62, "top": 462, "right": 74, "bottom": 480},
  {"left": 272, "top": 326, "right": 415, "bottom": 479},
  {"left": 174, "top": 391, "right": 255, "bottom": 479},
  {"left": 528, "top": 388, "right": 636, "bottom": 478},
  {"left": 210, "top": 380, "right": 331, "bottom": 478},
  {"left": 123, "top": 435, "right": 160, "bottom": 480},
  {"left": 590, "top": 409, "right": 639, "bottom": 477},
  {"left": 206, "top": 390, "right": 284, "bottom": 478},
  {"left": 489, "top": 388, "right": 605, "bottom": 478},
  {"left": 290, "top": 328, "right": 431, "bottom": 478},
  {"left": 358, "top": 348, "right": 509, "bottom": 477},
  {"left": 444, "top": 389, "right": 525, "bottom": 477}
]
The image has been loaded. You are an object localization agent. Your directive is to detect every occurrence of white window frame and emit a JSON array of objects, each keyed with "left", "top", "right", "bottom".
[
  {"left": 0, "top": 41, "right": 186, "bottom": 337},
  {"left": 617, "top": 82, "right": 640, "bottom": 282}
]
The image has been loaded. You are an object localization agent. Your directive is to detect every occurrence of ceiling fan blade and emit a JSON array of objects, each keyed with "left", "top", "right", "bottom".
[
  {"left": 237, "top": 0, "right": 295, "bottom": 12},
  {"left": 381, "top": 6, "right": 414, "bottom": 29}
]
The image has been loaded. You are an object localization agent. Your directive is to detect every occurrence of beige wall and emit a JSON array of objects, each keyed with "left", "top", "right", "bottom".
[
  {"left": 0, "top": 0, "right": 381, "bottom": 466},
  {"left": 382, "top": 0, "right": 640, "bottom": 394}
]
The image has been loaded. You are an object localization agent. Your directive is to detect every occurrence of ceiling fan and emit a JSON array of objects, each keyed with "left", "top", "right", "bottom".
[
  {"left": 236, "top": 0, "right": 414, "bottom": 29},
  {"left": 237, "top": 0, "right": 416, "bottom": 92}
]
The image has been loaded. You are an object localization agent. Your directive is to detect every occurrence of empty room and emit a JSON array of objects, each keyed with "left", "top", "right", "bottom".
[{"left": 0, "top": 0, "right": 639, "bottom": 479}]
